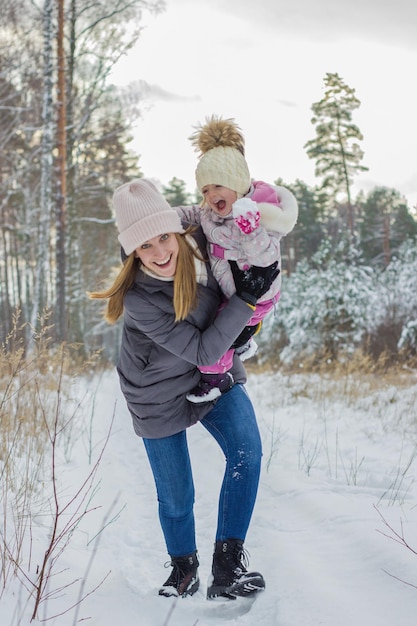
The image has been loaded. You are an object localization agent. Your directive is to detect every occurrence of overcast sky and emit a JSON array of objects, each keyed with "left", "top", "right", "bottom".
[{"left": 111, "top": 0, "right": 417, "bottom": 208}]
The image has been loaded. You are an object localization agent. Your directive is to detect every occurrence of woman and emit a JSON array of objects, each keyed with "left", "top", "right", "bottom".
[{"left": 89, "top": 179, "right": 278, "bottom": 600}]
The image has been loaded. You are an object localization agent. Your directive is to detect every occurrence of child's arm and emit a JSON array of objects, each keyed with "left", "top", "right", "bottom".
[
  {"left": 232, "top": 181, "right": 298, "bottom": 243},
  {"left": 258, "top": 185, "right": 298, "bottom": 234},
  {"left": 232, "top": 198, "right": 280, "bottom": 267},
  {"left": 232, "top": 197, "right": 261, "bottom": 234},
  {"left": 175, "top": 204, "right": 202, "bottom": 225}
]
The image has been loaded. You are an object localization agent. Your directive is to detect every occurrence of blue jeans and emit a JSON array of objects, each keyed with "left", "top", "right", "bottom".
[{"left": 142, "top": 384, "right": 262, "bottom": 557}]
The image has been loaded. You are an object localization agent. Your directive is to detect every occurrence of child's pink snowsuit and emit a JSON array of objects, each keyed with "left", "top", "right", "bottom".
[{"left": 200, "top": 181, "right": 288, "bottom": 374}]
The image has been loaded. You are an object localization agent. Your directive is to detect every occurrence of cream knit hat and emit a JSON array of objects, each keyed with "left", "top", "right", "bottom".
[
  {"left": 113, "top": 179, "right": 185, "bottom": 255},
  {"left": 195, "top": 146, "right": 250, "bottom": 195},
  {"left": 190, "top": 116, "right": 251, "bottom": 196}
]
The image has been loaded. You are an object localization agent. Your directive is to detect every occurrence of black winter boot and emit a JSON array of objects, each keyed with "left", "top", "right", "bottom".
[
  {"left": 159, "top": 551, "right": 199, "bottom": 598},
  {"left": 206, "top": 539, "right": 265, "bottom": 600}
]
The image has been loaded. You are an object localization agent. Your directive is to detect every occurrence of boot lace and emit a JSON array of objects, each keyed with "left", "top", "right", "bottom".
[{"left": 233, "top": 545, "right": 250, "bottom": 573}]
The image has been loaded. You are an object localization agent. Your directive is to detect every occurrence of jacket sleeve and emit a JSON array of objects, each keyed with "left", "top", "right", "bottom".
[
  {"left": 238, "top": 227, "right": 281, "bottom": 267},
  {"left": 258, "top": 185, "right": 298, "bottom": 234},
  {"left": 175, "top": 204, "right": 202, "bottom": 225},
  {"left": 125, "top": 292, "right": 254, "bottom": 367}
]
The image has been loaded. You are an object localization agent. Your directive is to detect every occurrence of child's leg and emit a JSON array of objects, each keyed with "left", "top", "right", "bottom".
[
  {"left": 188, "top": 297, "right": 279, "bottom": 403},
  {"left": 187, "top": 350, "right": 235, "bottom": 404},
  {"left": 199, "top": 349, "right": 234, "bottom": 375}
]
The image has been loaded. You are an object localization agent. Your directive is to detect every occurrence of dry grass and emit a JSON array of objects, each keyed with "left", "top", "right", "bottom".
[
  {"left": 0, "top": 317, "right": 95, "bottom": 469},
  {"left": 0, "top": 314, "right": 106, "bottom": 620},
  {"left": 248, "top": 348, "right": 417, "bottom": 403}
]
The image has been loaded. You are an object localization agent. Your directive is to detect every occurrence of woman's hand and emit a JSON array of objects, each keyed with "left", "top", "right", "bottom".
[{"left": 229, "top": 260, "right": 280, "bottom": 306}]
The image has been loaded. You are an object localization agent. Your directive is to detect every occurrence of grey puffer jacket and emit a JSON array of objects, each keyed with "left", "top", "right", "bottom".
[{"left": 117, "top": 227, "right": 253, "bottom": 439}]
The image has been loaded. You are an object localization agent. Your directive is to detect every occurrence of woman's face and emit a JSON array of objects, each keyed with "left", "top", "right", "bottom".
[
  {"left": 135, "top": 233, "right": 179, "bottom": 278},
  {"left": 201, "top": 184, "right": 238, "bottom": 217}
]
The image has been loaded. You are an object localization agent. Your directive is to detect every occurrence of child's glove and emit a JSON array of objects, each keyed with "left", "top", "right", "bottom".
[
  {"left": 229, "top": 260, "right": 280, "bottom": 306},
  {"left": 232, "top": 198, "right": 260, "bottom": 234}
]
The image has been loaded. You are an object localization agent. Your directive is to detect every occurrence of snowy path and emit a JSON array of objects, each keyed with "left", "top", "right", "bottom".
[
  {"left": 4, "top": 369, "right": 415, "bottom": 625},
  {"left": 82, "top": 370, "right": 417, "bottom": 626}
]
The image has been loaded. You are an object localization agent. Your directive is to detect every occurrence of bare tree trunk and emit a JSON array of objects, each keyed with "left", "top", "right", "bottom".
[
  {"left": 337, "top": 116, "right": 354, "bottom": 236},
  {"left": 55, "top": 0, "right": 67, "bottom": 341},
  {"left": 383, "top": 214, "right": 391, "bottom": 267},
  {"left": 30, "top": 0, "right": 54, "bottom": 335},
  {"left": 0, "top": 225, "right": 13, "bottom": 340}
]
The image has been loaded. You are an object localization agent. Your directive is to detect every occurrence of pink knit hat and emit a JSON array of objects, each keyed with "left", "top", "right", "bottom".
[{"left": 113, "top": 179, "right": 185, "bottom": 255}]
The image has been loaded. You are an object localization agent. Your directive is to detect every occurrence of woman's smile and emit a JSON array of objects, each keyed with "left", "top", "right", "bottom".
[
  {"left": 153, "top": 253, "right": 174, "bottom": 269},
  {"left": 136, "top": 233, "right": 179, "bottom": 277}
]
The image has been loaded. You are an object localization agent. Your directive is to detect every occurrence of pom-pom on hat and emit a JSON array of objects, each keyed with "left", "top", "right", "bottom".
[
  {"left": 190, "top": 115, "right": 251, "bottom": 196},
  {"left": 113, "top": 178, "right": 185, "bottom": 255}
]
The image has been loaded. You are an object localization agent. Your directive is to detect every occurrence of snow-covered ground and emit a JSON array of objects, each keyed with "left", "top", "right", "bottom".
[{"left": 2, "top": 368, "right": 417, "bottom": 625}]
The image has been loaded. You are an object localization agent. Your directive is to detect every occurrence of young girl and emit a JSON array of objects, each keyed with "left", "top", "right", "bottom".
[{"left": 176, "top": 115, "right": 298, "bottom": 402}]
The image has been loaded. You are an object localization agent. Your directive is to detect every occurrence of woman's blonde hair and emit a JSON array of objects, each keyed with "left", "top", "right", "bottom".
[{"left": 88, "top": 229, "right": 204, "bottom": 324}]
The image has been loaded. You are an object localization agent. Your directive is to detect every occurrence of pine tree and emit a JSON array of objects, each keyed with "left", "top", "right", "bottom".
[
  {"left": 358, "top": 186, "right": 417, "bottom": 266},
  {"left": 162, "top": 177, "right": 192, "bottom": 206},
  {"left": 275, "top": 178, "right": 326, "bottom": 270},
  {"left": 304, "top": 72, "right": 368, "bottom": 234}
]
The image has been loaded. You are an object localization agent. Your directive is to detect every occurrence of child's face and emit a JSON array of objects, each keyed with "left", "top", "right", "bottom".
[{"left": 201, "top": 184, "right": 237, "bottom": 217}]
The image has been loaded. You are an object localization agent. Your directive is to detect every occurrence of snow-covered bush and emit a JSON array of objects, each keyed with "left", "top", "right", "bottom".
[
  {"left": 365, "top": 240, "right": 417, "bottom": 357},
  {"left": 398, "top": 320, "right": 417, "bottom": 354},
  {"left": 375, "top": 240, "right": 417, "bottom": 324},
  {"left": 269, "top": 260, "right": 375, "bottom": 364},
  {"left": 257, "top": 240, "right": 417, "bottom": 366}
]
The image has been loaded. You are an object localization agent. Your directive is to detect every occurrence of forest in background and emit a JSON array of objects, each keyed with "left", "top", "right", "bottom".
[{"left": 1, "top": 0, "right": 416, "bottom": 367}]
